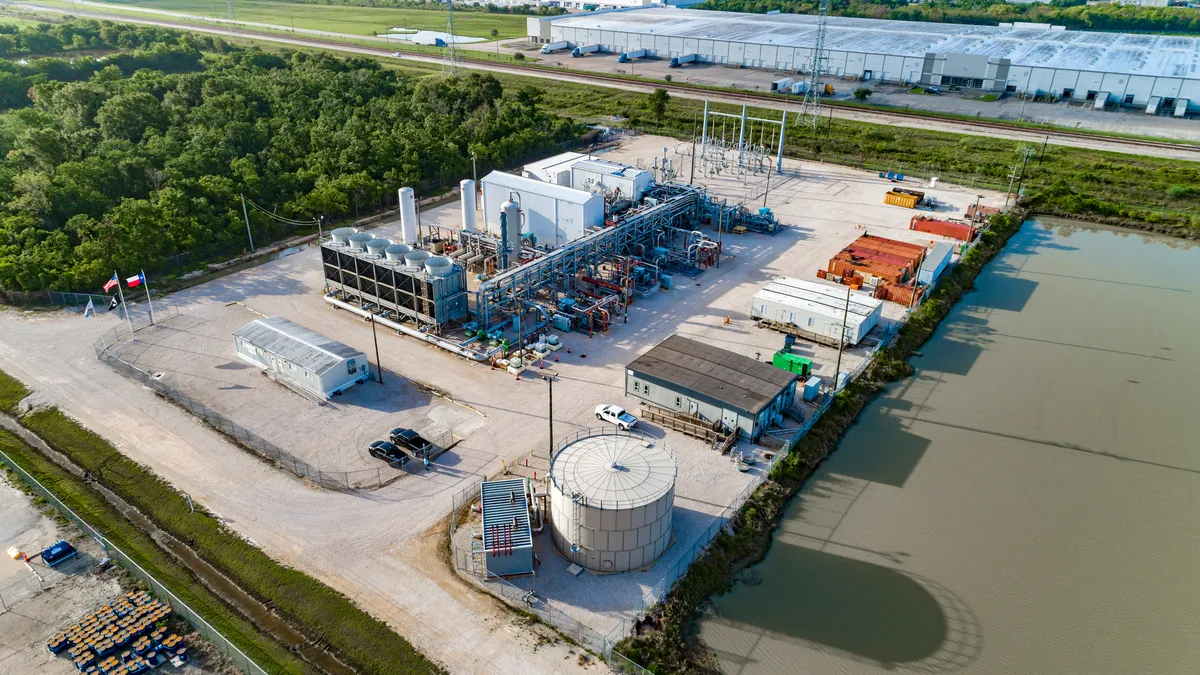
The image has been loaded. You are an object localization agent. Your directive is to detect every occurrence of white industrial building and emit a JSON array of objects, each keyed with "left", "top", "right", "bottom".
[
  {"left": 750, "top": 277, "right": 884, "bottom": 347},
  {"left": 572, "top": 158, "right": 654, "bottom": 202},
  {"left": 481, "top": 170, "right": 605, "bottom": 249},
  {"left": 523, "top": 151, "right": 586, "bottom": 184},
  {"left": 536, "top": 8, "right": 1200, "bottom": 113},
  {"left": 233, "top": 316, "right": 370, "bottom": 399}
]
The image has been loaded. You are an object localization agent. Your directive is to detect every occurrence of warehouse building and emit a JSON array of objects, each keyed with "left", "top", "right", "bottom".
[
  {"left": 537, "top": 8, "right": 1200, "bottom": 113},
  {"left": 625, "top": 334, "right": 797, "bottom": 440},
  {"left": 750, "top": 277, "right": 884, "bottom": 347},
  {"left": 481, "top": 170, "right": 605, "bottom": 249},
  {"left": 480, "top": 478, "right": 534, "bottom": 578},
  {"left": 233, "top": 317, "right": 370, "bottom": 399}
]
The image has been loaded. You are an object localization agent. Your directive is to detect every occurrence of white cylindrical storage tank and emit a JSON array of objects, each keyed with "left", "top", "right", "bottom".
[
  {"left": 399, "top": 187, "right": 418, "bottom": 245},
  {"left": 331, "top": 227, "right": 357, "bottom": 245},
  {"left": 403, "top": 249, "right": 430, "bottom": 271},
  {"left": 549, "top": 430, "right": 675, "bottom": 573},
  {"left": 460, "top": 179, "right": 478, "bottom": 233},
  {"left": 501, "top": 198, "right": 521, "bottom": 267},
  {"left": 424, "top": 255, "right": 452, "bottom": 277},
  {"left": 366, "top": 238, "right": 390, "bottom": 257},
  {"left": 384, "top": 243, "right": 411, "bottom": 261},
  {"left": 348, "top": 232, "right": 373, "bottom": 251}
]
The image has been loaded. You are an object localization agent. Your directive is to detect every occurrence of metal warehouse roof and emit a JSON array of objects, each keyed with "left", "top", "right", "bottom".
[
  {"left": 550, "top": 431, "right": 675, "bottom": 509},
  {"left": 481, "top": 478, "right": 533, "bottom": 550},
  {"left": 233, "top": 317, "right": 363, "bottom": 375},
  {"left": 482, "top": 170, "right": 603, "bottom": 205},
  {"left": 553, "top": 8, "right": 1200, "bottom": 79},
  {"left": 628, "top": 334, "right": 797, "bottom": 417}
]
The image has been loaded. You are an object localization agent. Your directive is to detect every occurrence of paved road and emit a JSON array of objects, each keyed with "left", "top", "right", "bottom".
[{"left": 10, "top": 0, "right": 1200, "bottom": 162}]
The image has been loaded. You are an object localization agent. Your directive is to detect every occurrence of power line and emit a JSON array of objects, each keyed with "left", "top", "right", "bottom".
[{"left": 242, "top": 195, "right": 320, "bottom": 226}]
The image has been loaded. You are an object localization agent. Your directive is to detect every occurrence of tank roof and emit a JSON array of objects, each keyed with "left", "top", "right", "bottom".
[{"left": 550, "top": 429, "right": 675, "bottom": 510}]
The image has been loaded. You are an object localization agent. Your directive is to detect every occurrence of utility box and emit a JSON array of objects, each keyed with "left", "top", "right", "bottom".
[{"left": 772, "top": 351, "right": 812, "bottom": 378}]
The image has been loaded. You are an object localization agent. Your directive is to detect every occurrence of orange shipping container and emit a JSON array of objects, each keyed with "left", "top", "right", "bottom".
[
  {"left": 858, "top": 234, "right": 926, "bottom": 257},
  {"left": 884, "top": 191, "right": 920, "bottom": 209},
  {"left": 910, "top": 216, "right": 975, "bottom": 242}
]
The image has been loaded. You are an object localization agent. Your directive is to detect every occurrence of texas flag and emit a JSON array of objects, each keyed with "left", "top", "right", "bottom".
[
  {"left": 103, "top": 273, "right": 119, "bottom": 292},
  {"left": 126, "top": 271, "right": 146, "bottom": 288}
]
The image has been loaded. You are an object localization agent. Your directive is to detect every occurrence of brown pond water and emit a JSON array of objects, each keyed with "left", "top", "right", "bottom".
[{"left": 699, "top": 219, "right": 1200, "bottom": 675}]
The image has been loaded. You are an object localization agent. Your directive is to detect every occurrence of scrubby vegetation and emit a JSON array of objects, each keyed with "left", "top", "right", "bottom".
[
  {"left": 697, "top": 0, "right": 1200, "bottom": 35},
  {"left": 0, "top": 20, "right": 578, "bottom": 292}
]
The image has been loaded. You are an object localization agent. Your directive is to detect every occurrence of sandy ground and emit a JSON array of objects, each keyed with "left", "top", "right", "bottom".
[
  {"left": 0, "top": 136, "right": 1000, "bottom": 673},
  {"left": 0, "top": 474, "right": 213, "bottom": 673}
]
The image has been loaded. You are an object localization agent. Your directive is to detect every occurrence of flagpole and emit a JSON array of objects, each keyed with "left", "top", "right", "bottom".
[
  {"left": 89, "top": 303, "right": 108, "bottom": 355},
  {"left": 142, "top": 270, "right": 156, "bottom": 325},
  {"left": 115, "top": 270, "right": 134, "bottom": 339}
]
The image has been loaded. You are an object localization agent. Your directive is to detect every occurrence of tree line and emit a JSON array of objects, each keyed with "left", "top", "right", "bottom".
[
  {"left": 249, "top": 0, "right": 566, "bottom": 16},
  {"left": 694, "top": 0, "right": 1200, "bottom": 35},
  {"left": 0, "top": 20, "right": 580, "bottom": 292}
]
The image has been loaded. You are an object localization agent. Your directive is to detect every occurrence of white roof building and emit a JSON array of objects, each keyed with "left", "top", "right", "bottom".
[
  {"left": 545, "top": 8, "right": 1200, "bottom": 110},
  {"left": 481, "top": 171, "right": 605, "bottom": 249},
  {"left": 233, "top": 317, "right": 370, "bottom": 400}
]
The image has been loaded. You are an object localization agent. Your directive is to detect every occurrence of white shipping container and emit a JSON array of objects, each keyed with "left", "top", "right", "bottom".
[
  {"left": 481, "top": 171, "right": 604, "bottom": 249},
  {"left": 918, "top": 241, "right": 954, "bottom": 286},
  {"left": 750, "top": 277, "right": 883, "bottom": 346},
  {"left": 523, "top": 151, "right": 586, "bottom": 184}
]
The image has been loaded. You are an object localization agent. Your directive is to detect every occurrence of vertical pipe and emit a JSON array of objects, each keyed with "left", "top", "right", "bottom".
[{"left": 700, "top": 99, "right": 709, "bottom": 148}]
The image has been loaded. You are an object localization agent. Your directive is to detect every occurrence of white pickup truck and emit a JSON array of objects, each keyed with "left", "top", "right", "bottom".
[{"left": 595, "top": 404, "right": 638, "bottom": 431}]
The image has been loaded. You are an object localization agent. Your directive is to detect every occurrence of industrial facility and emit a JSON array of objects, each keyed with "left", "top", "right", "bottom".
[
  {"left": 625, "top": 334, "right": 798, "bottom": 440},
  {"left": 319, "top": 153, "right": 747, "bottom": 365},
  {"left": 751, "top": 277, "right": 884, "bottom": 347},
  {"left": 233, "top": 316, "right": 370, "bottom": 399},
  {"left": 548, "top": 429, "right": 676, "bottom": 573},
  {"left": 531, "top": 8, "right": 1200, "bottom": 113},
  {"left": 481, "top": 478, "right": 535, "bottom": 578}
]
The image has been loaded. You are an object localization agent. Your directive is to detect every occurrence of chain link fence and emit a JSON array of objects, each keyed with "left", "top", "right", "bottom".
[
  {"left": 0, "top": 446, "right": 269, "bottom": 675},
  {"left": 0, "top": 289, "right": 115, "bottom": 309},
  {"left": 94, "top": 306, "right": 452, "bottom": 491}
]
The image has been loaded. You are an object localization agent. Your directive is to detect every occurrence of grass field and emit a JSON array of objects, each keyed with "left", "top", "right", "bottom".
[{"left": 62, "top": 0, "right": 527, "bottom": 38}]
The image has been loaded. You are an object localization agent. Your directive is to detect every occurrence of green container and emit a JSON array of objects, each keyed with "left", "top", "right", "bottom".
[{"left": 772, "top": 351, "right": 812, "bottom": 377}]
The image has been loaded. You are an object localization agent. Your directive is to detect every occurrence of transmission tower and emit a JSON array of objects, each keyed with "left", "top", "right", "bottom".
[
  {"left": 441, "top": 0, "right": 462, "bottom": 78},
  {"left": 796, "top": 0, "right": 830, "bottom": 130}
]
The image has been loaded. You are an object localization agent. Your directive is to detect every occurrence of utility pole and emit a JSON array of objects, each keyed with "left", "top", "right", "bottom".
[
  {"left": 910, "top": 255, "right": 923, "bottom": 309},
  {"left": 1038, "top": 132, "right": 1050, "bottom": 165},
  {"left": 1014, "top": 146, "right": 1036, "bottom": 202},
  {"left": 833, "top": 284, "right": 851, "bottom": 393},
  {"left": 240, "top": 194, "right": 255, "bottom": 253}
]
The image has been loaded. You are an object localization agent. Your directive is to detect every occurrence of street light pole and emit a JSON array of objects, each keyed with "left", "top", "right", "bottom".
[
  {"left": 833, "top": 284, "right": 851, "bottom": 392},
  {"left": 545, "top": 374, "right": 554, "bottom": 459},
  {"left": 370, "top": 315, "right": 383, "bottom": 385}
]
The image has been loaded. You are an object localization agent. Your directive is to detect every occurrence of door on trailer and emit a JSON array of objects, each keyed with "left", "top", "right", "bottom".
[
  {"left": 688, "top": 399, "right": 699, "bottom": 416},
  {"left": 721, "top": 409, "right": 739, "bottom": 432}
]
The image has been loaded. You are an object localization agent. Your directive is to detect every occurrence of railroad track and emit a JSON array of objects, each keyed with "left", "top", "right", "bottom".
[{"left": 15, "top": 1, "right": 1200, "bottom": 157}]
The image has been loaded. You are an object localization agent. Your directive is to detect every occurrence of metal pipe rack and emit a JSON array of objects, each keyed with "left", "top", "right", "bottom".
[{"left": 474, "top": 184, "right": 704, "bottom": 330}]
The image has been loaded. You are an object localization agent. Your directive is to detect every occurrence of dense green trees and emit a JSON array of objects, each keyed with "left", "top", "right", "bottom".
[
  {"left": 695, "top": 0, "right": 1200, "bottom": 34},
  {"left": 0, "top": 21, "right": 578, "bottom": 292}
]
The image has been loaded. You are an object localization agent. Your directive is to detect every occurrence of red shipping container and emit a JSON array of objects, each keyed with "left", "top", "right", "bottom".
[
  {"left": 859, "top": 234, "right": 926, "bottom": 257},
  {"left": 910, "top": 216, "right": 975, "bottom": 242}
]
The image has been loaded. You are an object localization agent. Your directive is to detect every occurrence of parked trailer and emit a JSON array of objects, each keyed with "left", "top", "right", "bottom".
[
  {"left": 669, "top": 53, "right": 699, "bottom": 68},
  {"left": 771, "top": 77, "right": 794, "bottom": 92},
  {"left": 572, "top": 44, "right": 601, "bottom": 57},
  {"left": 618, "top": 49, "right": 648, "bottom": 63},
  {"left": 540, "top": 40, "right": 570, "bottom": 54}
]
